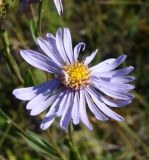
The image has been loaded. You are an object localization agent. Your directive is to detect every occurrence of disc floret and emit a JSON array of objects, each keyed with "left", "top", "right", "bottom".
[{"left": 62, "top": 62, "right": 90, "bottom": 90}]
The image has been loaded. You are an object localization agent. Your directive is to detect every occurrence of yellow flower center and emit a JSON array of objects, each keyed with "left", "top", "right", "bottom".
[{"left": 61, "top": 62, "right": 90, "bottom": 90}]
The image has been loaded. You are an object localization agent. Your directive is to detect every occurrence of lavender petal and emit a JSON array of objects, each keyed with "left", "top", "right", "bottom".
[
  {"left": 74, "top": 42, "right": 86, "bottom": 61},
  {"left": 20, "top": 50, "right": 60, "bottom": 74},
  {"left": 53, "top": 0, "right": 63, "bottom": 16},
  {"left": 63, "top": 28, "right": 74, "bottom": 63},
  {"left": 40, "top": 89, "right": 66, "bottom": 130},
  {"left": 84, "top": 49, "right": 98, "bottom": 65},
  {"left": 37, "top": 38, "right": 64, "bottom": 66},
  {"left": 13, "top": 79, "right": 59, "bottom": 101},
  {"left": 87, "top": 88, "right": 124, "bottom": 121},
  {"left": 92, "top": 66, "right": 134, "bottom": 78},
  {"left": 56, "top": 28, "right": 70, "bottom": 63},
  {"left": 71, "top": 91, "right": 80, "bottom": 125},
  {"left": 79, "top": 90, "right": 93, "bottom": 130},
  {"left": 84, "top": 90, "right": 109, "bottom": 121},
  {"left": 60, "top": 91, "right": 73, "bottom": 129}
]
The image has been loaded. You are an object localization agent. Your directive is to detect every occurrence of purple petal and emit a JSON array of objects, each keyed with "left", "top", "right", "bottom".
[
  {"left": 87, "top": 88, "right": 124, "bottom": 121},
  {"left": 95, "top": 86, "right": 134, "bottom": 100},
  {"left": 89, "top": 58, "right": 115, "bottom": 73},
  {"left": 100, "top": 96, "right": 132, "bottom": 108},
  {"left": 110, "top": 76, "right": 135, "bottom": 84},
  {"left": 60, "top": 91, "right": 73, "bottom": 129},
  {"left": 20, "top": 50, "right": 60, "bottom": 74},
  {"left": 40, "top": 115, "right": 55, "bottom": 130},
  {"left": 91, "top": 76, "right": 135, "bottom": 84},
  {"left": 13, "top": 79, "right": 59, "bottom": 101},
  {"left": 56, "top": 28, "right": 70, "bottom": 63},
  {"left": 79, "top": 90, "right": 93, "bottom": 130},
  {"left": 46, "top": 33, "right": 55, "bottom": 41},
  {"left": 53, "top": 0, "right": 63, "bottom": 16},
  {"left": 90, "top": 55, "right": 127, "bottom": 73},
  {"left": 92, "top": 66, "right": 134, "bottom": 78},
  {"left": 40, "top": 89, "right": 66, "bottom": 130},
  {"left": 56, "top": 90, "right": 69, "bottom": 117},
  {"left": 63, "top": 28, "right": 74, "bottom": 63},
  {"left": 89, "top": 87, "right": 132, "bottom": 108},
  {"left": 46, "top": 33, "right": 65, "bottom": 64},
  {"left": 84, "top": 49, "right": 98, "bottom": 65},
  {"left": 84, "top": 90, "right": 108, "bottom": 121},
  {"left": 37, "top": 38, "right": 64, "bottom": 66},
  {"left": 26, "top": 80, "right": 60, "bottom": 110},
  {"left": 71, "top": 91, "right": 80, "bottom": 125},
  {"left": 92, "top": 78, "right": 135, "bottom": 92},
  {"left": 74, "top": 42, "right": 86, "bottom": 61},
  {"left": 30, "top": 87, "right": 62, "bottom": 116}
]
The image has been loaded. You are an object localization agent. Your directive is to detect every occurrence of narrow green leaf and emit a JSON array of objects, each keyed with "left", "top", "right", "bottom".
[
  {"left": 24, "top": 69, "right": 36, "bottom": 86},
  {"left": 64, "top": 138, "right": 81, "bottom": 160},
  {"left": 0, "top": 29, "right": 24, "bottom": 84},
  {"left": 18, "top": 130, "right": 59, "bottom": 158},
  {"left": 30, "top": 20, "right": 38, "bottom": 44}
]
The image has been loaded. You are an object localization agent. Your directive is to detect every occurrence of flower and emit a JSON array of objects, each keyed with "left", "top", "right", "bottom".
[
  {"left": 21, "top": 0, "right": 63, "bottom": 16},
  {"left": 13, "top": 28, "right": 135, "bottom": 130}
]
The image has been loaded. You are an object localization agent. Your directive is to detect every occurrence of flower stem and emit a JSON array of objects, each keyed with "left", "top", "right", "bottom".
[
  {"left": 68, "top": 123, "right": 73, "bottom": 143},
  {"left": 37, "top": 0, "right": 44, "bottom": 34},
  {"left": 0, "top": 109, "right": 27, "bottom": 136},
  {"left": 47, "top": 130, "right": 67, "bottom": 160},
  {"left": 30, "top": 4, "right": 36, "bottom": 22},
  {"left": 68, "top": 123, "right": 81, "bottom": 160},
  {"left": 0, "top": 29, "right": 24, "bottom": 84}
]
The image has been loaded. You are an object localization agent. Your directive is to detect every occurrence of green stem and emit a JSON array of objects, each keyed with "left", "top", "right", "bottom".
[
  {"left": 68, "top": 124, "right": 81, "bottom": 160},
  {"left": 30, "top": 4, "right": 36, "bottom": 22},
  {"left": 0, "top": 109, "right": 27, "bottom": 138},
  {"left": 0, "top": 29, "right": 24, "bottom": 84},
  {"left": 0, "top": 122, "right": 12, "bottom": 148},
  {"left": 37, "top": 0, "right": 44, "bottom": 34},
  {"left": 68, "top": 123, "right": 73, "bottom": 144},
  {"left": 47, "top": 130, "right": 67, "bottom": 160}
]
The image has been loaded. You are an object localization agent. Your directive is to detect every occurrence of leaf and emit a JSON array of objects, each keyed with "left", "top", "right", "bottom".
[
  {"left": 17, "top": 130, "right": 59, "bottom": 158},
  {"left": 24, "top": 69, "right": 36, "bottom": 87},
  {"left": 64, "top": 138, "right": 81, "bottom": 160},
  {"left": 0, "top": 29, "right": 24, "bottom": 84},
  {"left": 30, "top": 20, "right": 38, "bottom": 45}
]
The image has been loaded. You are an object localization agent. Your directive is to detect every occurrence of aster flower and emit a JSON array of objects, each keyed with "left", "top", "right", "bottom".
[
  {"left": 13, "top": 28, "right": 135, "bottom": 130},
  {"left": 21, "top": 0, "right": 63, "bottom": 16}
]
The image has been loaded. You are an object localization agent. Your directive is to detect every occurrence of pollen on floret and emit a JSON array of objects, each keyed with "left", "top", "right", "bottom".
[{"left": 60, "top": 62, "right": 90, "bottom": 90}]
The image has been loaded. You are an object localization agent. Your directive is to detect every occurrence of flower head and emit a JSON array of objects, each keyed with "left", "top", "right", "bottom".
[
  {"left": 13, "top": 28, "right": 135, "bottom": 130},
  {"left": 21, "top": 0, "right": 63, "bottom": 16}
]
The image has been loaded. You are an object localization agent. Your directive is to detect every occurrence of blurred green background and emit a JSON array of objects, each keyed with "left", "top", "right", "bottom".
[{"left": 0, "top": 0, "right": 149, "bottom": 160}]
